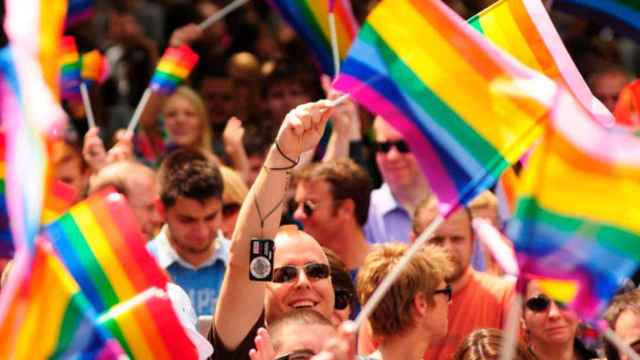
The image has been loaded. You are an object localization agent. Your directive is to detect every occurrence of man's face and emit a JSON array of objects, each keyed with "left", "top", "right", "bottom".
[
  {"left": 273, "top": 323, "right": 336, "bottom": 358},
  {"left": 163, "top": 197, "right": 222, "bottom": 259},
  {"left": 423, "top": 208, "right": 473, "bottom": 283},
  {"left": 425, "top": 280, "right": 450, "bottom": 339},
  {"left": 293, "top": 180, "right": 342, "bottom": 246},
  {"left": 374, "top": 118, "right": 421, "bottom": 191},
  {"left": 200, "top": 77, "right": 233, "bottom": 127},
  {"left": 127, "top": 175, "right": 163, "bottom": 241},
  {"left": 614, "top": 309, "right": 640, "bottom": 360},
  {"left": 265, "top": 231, "right": 335, "bottom": 324},
  {"left": 266, "top": 82, "right": 310, "bottom": 124},
  {"left": 592, "top": 73, "right": 629, "bottom": 112}
]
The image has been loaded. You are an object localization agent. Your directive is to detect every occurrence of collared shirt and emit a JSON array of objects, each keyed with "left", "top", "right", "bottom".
[
  {"left": 363, "top": 183, "right": 412, "bottom": 244},
  {"left": 147, "top": 227, "right": 229, "bottom": 316}
]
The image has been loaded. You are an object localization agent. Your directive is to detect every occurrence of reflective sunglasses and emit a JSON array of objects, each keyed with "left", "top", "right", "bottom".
[
  {"left": 375, "top": 140, "right": 410, "bottom": 154},
  {"left": 334, "top": 289, "right": 353, "bottom": 310},
  {"left": 272, "top": 263, "right": 331, "bottom": 283},
  {"left": 275, "top": 349, "right": 315, "bottom": 360},
  {"left": 525, "top": 294, "right": 566, "bottom": 312},
  {"left": 434, "top": 284, "right": 452, "bottom": 303},
  {"left": 222, "top": 203, "right": 241, "bottom": 217}
]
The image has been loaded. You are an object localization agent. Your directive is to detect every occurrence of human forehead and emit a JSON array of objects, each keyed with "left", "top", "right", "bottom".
[
  {"left": 169, "top": 196, "right": 221, "bottom": 214},
  {"left": 274, "top": 233, "right": 328, "bottom": 266},
  {"left": 164, "top": 94, "right": 194, "bottom": 110},
  {"left": 374, "top": 118, "right": 404, "bottom": 141},
  {"left": 276, "top": 323, "right": 336, "bottom": 354},
  {"left": 436, "top": 209, "right": 471, "bottom": 233},
  {"left": 296, "top": 179, "right": 333, "bottom": 200}
]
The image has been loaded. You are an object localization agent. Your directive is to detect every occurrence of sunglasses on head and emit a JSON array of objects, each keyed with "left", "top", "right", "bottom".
[
  {"left": 525, "top": 294, "right": 566, "bottom": 312},
  {"left": 275, "top": 349, "right": 315, "bottom": 360},
  {"left": 334, "top": 289, "right": 353, "bottom": 310},
  {"left": 222, "top": 203, "right": 241, "bottom": 216},
  {"left": 272, "top": 263, "right": 331, "bottom": 283},
  {"left": 375, "top": 140, "right": 410, "bottom": 154},
  {"left": 434, "top": 284, "right": 452, "bottom": 303}
]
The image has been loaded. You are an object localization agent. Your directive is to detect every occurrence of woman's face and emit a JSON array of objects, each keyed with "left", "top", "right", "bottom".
[
  {"left": 164, "top": 94, "right": 202, "bottom": 148},
  {"left": 523, "top": 281, "right": 578, "bottom": 347}
]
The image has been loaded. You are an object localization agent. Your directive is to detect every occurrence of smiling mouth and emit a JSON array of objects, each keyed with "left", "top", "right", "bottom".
[{"left": 289, "top": 300, "right": 318, "bottom": 309}]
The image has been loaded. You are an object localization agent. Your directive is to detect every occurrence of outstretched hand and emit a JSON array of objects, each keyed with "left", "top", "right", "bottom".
[
  {"left": 249, "top": 328, "right": 276, "bottom": 360},
  {"left": 275, "top": 100, "right": 335, "bottom": 160}
]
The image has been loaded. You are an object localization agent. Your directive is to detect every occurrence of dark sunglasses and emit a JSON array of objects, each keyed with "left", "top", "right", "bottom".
[
  {"left": 272, "top": 263, "right": 331, "bottom": 283},
  {"left": 293, "top": 200, "right": 317, "bottom": 217},
  {"left": 375, "top": 140, "right": 410, "bottom": 154},
  {"left": 222, "top": 203, "right": 241, "bottom": 216},
  {"left": 525, "top": 294, "right": 566, "bottom": 312},
  {"left": 434, "top": 284, "right": 452, "bottom": 303},
  {"left": 335, "top": 289, "right": 353, "bottom": 310},
  {"left": 275, "top": 349, "right": 315, "bottom": 360}
]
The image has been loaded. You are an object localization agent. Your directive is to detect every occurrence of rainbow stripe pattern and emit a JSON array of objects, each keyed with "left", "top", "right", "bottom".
[
  {"left": 80, "top": 49, "right": 110, "bottom": 85},
  {"left": 42, "top": 179, "right": 77, "bottom": 224},
  {"left": 508, "top": 89, "right": 640, "bottom": 319},
  {"left": 555, "top": 0, "right": 640, "bottom": 41},
  {"left": 268, "top": 0, "right": 359, "bottom": 76},
  {"left": 149, "top": 45, "right": 199, "bottom": 95},
  {"left": 42, "top": 188, "right": 198, "bottom": 358},
  {"left": 468, "top": 0, "right": 614, "bottom": 126},
  {"left": 333, "top": 0, "right": 555, "bottom": 215},
  {"left": 60, "top": 36, "right": 82, "bottom": 100},
  {"left": 0, "top": 243, "right": 125, "bottom": 358},
  {"left": 0, "top": 133, "right": 11, "bottom": 257}
]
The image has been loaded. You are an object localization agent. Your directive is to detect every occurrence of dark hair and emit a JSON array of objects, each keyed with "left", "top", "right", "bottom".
[
  {"left": 158, "top": 148, "right": 223, "bottom": 207},
  {"left": 261, "top": 57, "right": 319, "bottom": 99},
  {"left": 323, "top": 247, "right": 359, "bottom": 314},
  {"left": 295, "top": 159, "right": 373, "bottom": 226}
]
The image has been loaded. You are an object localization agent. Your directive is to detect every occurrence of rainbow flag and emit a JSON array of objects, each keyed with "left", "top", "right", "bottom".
[
  {"left": 149, "top": 45, "right": 199, "bottom": 95},
  {"left": 0, "top": 134, "right": 11, "bottom": 257},
  {"left": 495, "top": 166, "right": 519, "bottom": 222},
  {"left": 60, "top": 36, "right": 82, "bottom": 100},
  {"left": 4, "top": 0, "right": 68, "bottom": 99},
  {"left": 468, "top": 0, "right": 614, "bottom": 126},
  {"left": 80, "top": 49, "right": 110, "bottom": 85},
  {"left": 554, "top": 0, "right": 640, "bottom": 41},
  {"left": 268, "top": 0, "right": 359, "bottom": 76},
  {"left": 0, "top": 243, "right": 125, "bottom": 358},
  {"left": 42, "top": 188, "right": 198, "bottom": 358},
  {"left": 333, "top": 0, "right": 556, "bottom": 215},
  {"left": 42, "top": 179, "right": 77, "bottom": 224},
  {"left": 66, "top": 0, "right": 94, "bottom": 28},
  {"left": 508, "top": 89, "right": 640, "bottom": 319}
]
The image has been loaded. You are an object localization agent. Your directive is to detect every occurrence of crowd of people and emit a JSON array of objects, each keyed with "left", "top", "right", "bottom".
[{"left": 1, "top": 0, "right": 640, "bottom": 359}]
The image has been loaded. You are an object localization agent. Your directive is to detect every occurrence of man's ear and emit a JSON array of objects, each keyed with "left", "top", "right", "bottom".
[
  {"left": 413, "top": 293, "right": 429, "bottom": 318},
  {"left": 338, "top": 198, "right": 356, "bottom": 220}
]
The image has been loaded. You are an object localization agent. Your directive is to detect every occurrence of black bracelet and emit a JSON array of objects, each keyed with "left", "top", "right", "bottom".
[
  {"left": 274, "top": 141, "right": 299, "bottom": 166},
  {"left": 264, "top": 163, "right": 297, "bottom": 171}
]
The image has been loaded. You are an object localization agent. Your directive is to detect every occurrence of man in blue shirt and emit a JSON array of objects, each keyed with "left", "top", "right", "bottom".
[{"left": 147, "top": 149, "right": 228, "bottom": 316}]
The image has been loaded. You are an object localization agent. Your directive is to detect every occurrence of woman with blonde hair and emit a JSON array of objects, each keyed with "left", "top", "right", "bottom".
[{"left": 453, "top": 328, "right": 532, "bottom": 360}]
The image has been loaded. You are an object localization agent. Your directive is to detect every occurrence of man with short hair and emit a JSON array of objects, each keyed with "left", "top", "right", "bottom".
[
  {"left": 604, "top": 288, "right": 640, "bottom": 360},
  {"left": 364, "top": 116, "right": 431, "bottom": 244},
  {"left": 146, "top": 148, "right": 228, "bottom": 316},
  {"left": 358, "top": 243, "right": 453, "bottom": 359},
  {"left": 293, "top": 159, "right": 372, "bottom": 272},
  {"left": 89, "top": 160, "right": 163, "bottom": 241},
  {"left": 414, "top": 197, "right": 514, "bottom": 360},
  {"left": 211, "top": 100, "right": 336, "bottom": 359}
]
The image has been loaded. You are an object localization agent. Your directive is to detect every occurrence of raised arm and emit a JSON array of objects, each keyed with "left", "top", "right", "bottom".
[{"left": 214, "top": 100, "right": 334, "bottom": 349}]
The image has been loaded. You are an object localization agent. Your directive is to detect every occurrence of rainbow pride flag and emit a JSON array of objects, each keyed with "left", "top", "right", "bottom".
[
  {"left": 554, "top": 0, "right": 640, "bottom": 41},
  {"left": 149, "top": 45, "right": 199, "bottom": 95},
  {"left": 468, "top": 0, "right": 614, "bottom": 126},
  {"left": 334, "top": 0, "right": 556, "bottom": 215},
  {"left": 268, "top": 0, "right": 359, "bottom": 76},
  {"left": 42, "top": 188, "right": 198, "bottom": 358},
  {"left": 508, "top": 89, "right": 640, "bottom": 319},
  {"left": 66, "top": 0, "right": 94, "bottom": 28},
  {"left": 42, "top": 179, "right": 77, "bottom": 224},
  {"left": 0, "top": 134, "right": 10, "bottom": 257},
  {"left": 60, "top": 36, "right": 82, "bottom": 100},
  {"left": 4, "top": 0, "right": 68, "bottom": 99},
  {"left": 80, "top": 49, "right": 110, "bottom": 85},
  {"left": 0, "top": 243, "right": 125, "bottom": 358}
]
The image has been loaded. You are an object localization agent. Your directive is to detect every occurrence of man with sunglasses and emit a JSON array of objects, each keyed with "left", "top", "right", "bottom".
[
  {"left": 357, "top": 243, "right": 454, "bottom": 359},
  {"left": 364, "top": 116, "right": 432, "bottom": 245},
  {"left": 211, "top": 100, "right": 338, "bottom": 359},
  {"left": 293, "top": 159, "right": 373, "bottom": 274}
]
